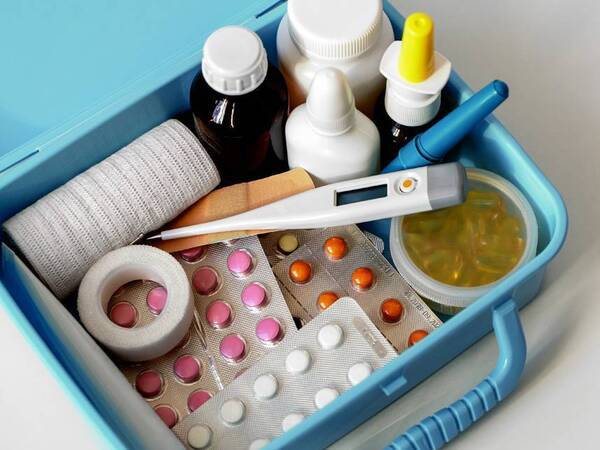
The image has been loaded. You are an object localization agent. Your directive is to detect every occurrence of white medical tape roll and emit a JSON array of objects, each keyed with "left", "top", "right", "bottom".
[{"left": 78, "top": 245, "right": 193, "bottom": 362}]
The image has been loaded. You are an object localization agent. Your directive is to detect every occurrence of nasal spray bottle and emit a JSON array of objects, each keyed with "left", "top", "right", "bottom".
[
  {"left": 374, "top": 12, "right": 451, "bottom": 166},
  {"left": 363, "top": 79, "right": 510, "bottom": 260}
]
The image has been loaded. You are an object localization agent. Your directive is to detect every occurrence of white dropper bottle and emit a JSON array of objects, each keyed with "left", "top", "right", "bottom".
[{"left": 286, "top": 67, "right": 380, "bottom": 186}]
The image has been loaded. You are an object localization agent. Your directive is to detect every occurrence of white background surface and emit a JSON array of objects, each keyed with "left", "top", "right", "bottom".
[
  {"left": 338, "top": 0, "right": 599, "bottom": 448},
  {"left": 1, "top": 1, "right": 599, "bottom": 449}
]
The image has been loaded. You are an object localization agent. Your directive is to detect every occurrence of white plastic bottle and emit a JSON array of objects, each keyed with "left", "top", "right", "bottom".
[
  {"left": 286, "top": 68, "right": 380, "bottom": 186},
  {"left": 276, "top": 0, "right": 394, "bottom": 117}
]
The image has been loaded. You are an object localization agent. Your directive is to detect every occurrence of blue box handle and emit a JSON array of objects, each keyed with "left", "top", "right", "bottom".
[{"left": 387, "top": 299, "right": 526, "bottom": 450}]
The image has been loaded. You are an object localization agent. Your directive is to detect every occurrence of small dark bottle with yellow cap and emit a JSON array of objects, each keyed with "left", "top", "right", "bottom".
[{"left": 374, "top": 12, "right": 452, "bottom": 166}]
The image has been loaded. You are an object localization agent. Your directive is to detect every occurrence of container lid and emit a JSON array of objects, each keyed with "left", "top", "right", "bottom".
[
  {"left": 0, "top": 0, "right": 281, "bottom": 171},
  {"left": 287, "top": 0, "right": 383, "bottom": 60},
  {"left": 202, "top": 26, "right": 268, "bottom": 96},
  {"left": 390, "top": 168, "right": 538, "bottom": 315}
]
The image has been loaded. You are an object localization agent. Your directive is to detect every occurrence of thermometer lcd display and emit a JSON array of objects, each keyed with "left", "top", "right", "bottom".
[{"left": 335, "top": 184, "right": 388, "bottom": 206}]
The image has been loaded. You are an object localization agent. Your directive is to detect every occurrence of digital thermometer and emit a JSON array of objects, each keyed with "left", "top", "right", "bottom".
[{"left": 147, "top": 163, "right": 466, "bottom": 242}]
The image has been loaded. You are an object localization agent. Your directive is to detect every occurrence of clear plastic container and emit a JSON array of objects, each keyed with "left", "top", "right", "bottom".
[{"left": 390, "top": 168, "right": 538, "bottom": 315}]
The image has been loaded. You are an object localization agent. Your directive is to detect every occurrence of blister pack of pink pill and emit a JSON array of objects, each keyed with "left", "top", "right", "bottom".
[
  {"left": 110, "top": 236, "right": 296, "bottom": 429},
  {"left": 272, "top": 225, "right": 442, "bottom": 352},
  {"left": 173, "top": 297, "right": 396, "bottom": 450}
]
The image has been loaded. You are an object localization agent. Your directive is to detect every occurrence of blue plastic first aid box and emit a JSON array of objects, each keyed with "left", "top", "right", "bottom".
[{"left": 0, "top": 1, "right": 567, "bottom": 449}]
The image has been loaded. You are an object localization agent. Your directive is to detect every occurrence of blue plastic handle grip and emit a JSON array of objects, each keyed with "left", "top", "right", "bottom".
[{"left": 387, "top": 299, "right": 526, "bottom": 450}]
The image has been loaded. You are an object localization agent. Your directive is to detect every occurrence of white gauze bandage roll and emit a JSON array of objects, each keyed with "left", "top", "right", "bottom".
[
  {"left": 78, "top": 245, "right": 193, "bottom": 362},
  {"left": 4, "top": 119, "right": 220, "bottom": 299}
]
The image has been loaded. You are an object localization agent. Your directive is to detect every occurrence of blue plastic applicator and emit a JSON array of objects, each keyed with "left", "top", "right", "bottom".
[{"left": 382, "top": 80, "right": 509, "bottom": 173}]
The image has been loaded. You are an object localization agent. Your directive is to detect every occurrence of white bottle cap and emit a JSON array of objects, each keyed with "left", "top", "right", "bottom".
[
  {"left": 379, "top": 41, "right": 451, "bottom": 126},
  {"left": 306, "top": 68, "right": 356, "bottom": 136},
  {"left": 287, "top": 0, "right": 383, "bottom": 60},
  {"left": 202, "top": 26, "right": 268, "bottom": 96}
]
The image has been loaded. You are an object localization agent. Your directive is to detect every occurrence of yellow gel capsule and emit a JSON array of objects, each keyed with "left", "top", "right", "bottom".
[
  {"left": 440, "top": 214, "right": 460, "bottom": 236},
  {"left": 477, "top": 215, "right": 492, "bottom": 236},
  {"left": 484, "top": 235, "right": 525, "bottom": 254},
  {"left": 422, "top": 248, "right": 463, "bottom": 279},
  {"left": 421, "top": 249, "right": 446, "bottom": 273},
  {"left": 457, "top": 263, "right": 480, "bottom": 287},
  {"left": 478, "top": 272, "right": 503, "bottom": 286},
  {"left": 404, "top": 232, "right": 435, "bottom": 261},
  {"left": 497, "top": 216, "right": 522, "bottom": 236},
  {"left": 474, "top": 252, "right": 518, "bottom": 275},
  {"left": 513, "top": 237, "right": 525, "bottom": 253},
  {"left": 429, "top": 207, "right": 453, "bottom": 220},
  {"left": 403, "top": 215, "right": 445, "bottom": 234},
  {"left": 454, "top": 227, "right": 472, "bottom": 251},
  {"left": 446, "top": 262, "right": 464, "bottom": 284},
  {"left": 467, "top": 190, "right": 503, "bottom": 209}
]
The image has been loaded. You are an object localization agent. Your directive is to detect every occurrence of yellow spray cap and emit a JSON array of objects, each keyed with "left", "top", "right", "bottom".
[{"left": 399, "top": 12, "right": 435, "bottom": 83}]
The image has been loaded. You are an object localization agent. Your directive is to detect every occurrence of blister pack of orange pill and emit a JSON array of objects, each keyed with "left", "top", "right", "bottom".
[
  {"left": 272, "top": 225, "right": 442, "bottom": 352},
  {"left": 259, "top": 229, "right": 385, "bottom": 267}
]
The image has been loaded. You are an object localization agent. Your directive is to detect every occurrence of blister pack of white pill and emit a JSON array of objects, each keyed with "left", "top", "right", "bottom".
[
  {"left": 173, "top": 297, "right": 396, "bottom": 449},
  {"left": 112, "top": 236, "right": 296, "bottom": 429},
  {"left": 272, "top": 225, "right": 442, "bottom": 352}
]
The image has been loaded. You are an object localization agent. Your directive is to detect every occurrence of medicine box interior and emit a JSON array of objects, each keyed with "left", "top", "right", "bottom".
[{"left": 0, "top": 1, "right": 567, "bottom": 448}]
